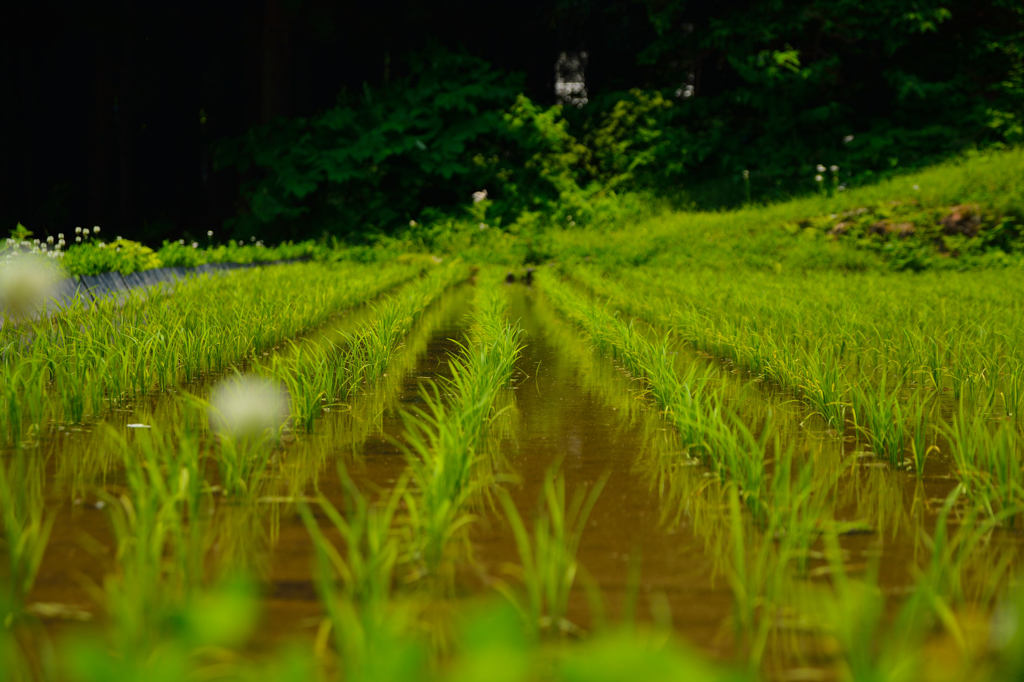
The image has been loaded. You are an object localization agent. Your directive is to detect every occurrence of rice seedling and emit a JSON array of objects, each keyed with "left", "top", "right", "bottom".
[
  {"left": 298, "top": 465, "right": 417, "bottom": 677},
  {"left": 942, "top": 405, "right": 1024, "bottom": 523},
  {"left": 495, "top": 464, "right": 608, "bottom": 638},
  {"left": 916, "top": 488, "right": 1022, "bottom": 617},
  {"left": 725, "top": 484, "right": 780, "bottom": 670},
  {"left": 850, "top": 372, "right": 906, "bottom": 466},
  {"left": 1004, "top": 359, "right": 1024, "bottom": 424},
  {"left": 0, "top": 449, "right": 52, "bottom": 627},
  {"left": 808, "top": 529, "right": 924, "bottom": 682},
  {"left": 91, "top": 424, "right": 208, "bottom": 654},
  {"left": 567, "top": 261, "right": 1024, "bottom": 477},
  {"left": 907, "top": 390, "right": 938, "bottom": 477}
]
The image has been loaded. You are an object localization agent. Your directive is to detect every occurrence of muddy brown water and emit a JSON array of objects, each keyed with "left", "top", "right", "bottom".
[
  {"left": 16, "top": 278, "right": 1024, "bottom": 677},
  {"left": 462, "top": 286, "right": 735, "bottom": 653}
]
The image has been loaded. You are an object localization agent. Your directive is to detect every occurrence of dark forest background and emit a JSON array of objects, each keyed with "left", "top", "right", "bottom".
[{"left": 2, "top": 0, "right": 1023, "bottom": 245}]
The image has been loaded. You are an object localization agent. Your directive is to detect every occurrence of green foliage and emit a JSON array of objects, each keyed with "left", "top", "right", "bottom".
[
  {"left": 636, "top": 0, "right": 1024, "bottom": 206},
  {"left": 63, "top": 238, "right": 162, "bottom": 276},
  {"left": 782, "top": 195, "right": 1024, "bottom": 271},
  {"left": 9, "top": 223, "right": 32, "bottom": 242},
  {"left": 156, "top": 239, "right": 322, "bottom": 267},
  {"left": 219, "top": 48, "right": 677, "bottom": 242},
  {"left": 217, "top": 48, "right": 523, "bottom": 240},
  {"left": 581, "top": 89, "right": 673, "bottom": 194}
]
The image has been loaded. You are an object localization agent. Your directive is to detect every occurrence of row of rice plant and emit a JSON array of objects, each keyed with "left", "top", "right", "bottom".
[
  {"left": 538, "top": 270, "right": 1024, "bottom": 678},
  {"left": 293, "top": 272, "right": 528, "bottom": 670},
  {"left": 400, "top": 272, "right": 524, "bottom": 585},
  {"left": 0, "top": 260, "right": 424, "bottom": 446},
  {"left": 256, "top": 261, "right": 470, "bottom": 432},
  {"left": 579, "top": 265, "right": 1024, "bottom": 528},
  {"left": 568, "top": 264, "right": 1024, "bottom": 504},
  {"left": 571, "top": 264, "right": 1024, "bottom": 425}
]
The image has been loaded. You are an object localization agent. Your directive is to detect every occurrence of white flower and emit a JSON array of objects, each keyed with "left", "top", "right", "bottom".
[
  {"left": 191, "top": 242, "right": 198, "bottom": 248},
  {"left": 93, "top": 226, "right": 100, "bottom": 233},
  {"left": 479, "top": 223, "right": 487, "bottom": 230},
  {"left": 816, "top": 164, "right": 826, "bottom": 173},
  {"left": 829, "top": 165, "right": 839, "bottom": 172},
  {"left": 179, "top": 239, "right": 185, "bottom": 245},
  {"left": 58, "top": 233, "right": 64, "bottom": 239},
  {"left": 46, "top": 236, "right": 53, "bottom": 244},
  {"left": 75, "top": 236, "right": 81, "bottom": 243},
  {"left": 838, "top": 185, "right": 846, "bottom": 191},
  {"left": 913, "top": 184, "right": 920, "bottom": 191},
  {"left": 82, "top": 228, "right": 90, "bottom": 236},
  {"left": 843, "top": 135, "right": 854, "bottom": 143},
  {"left": 0, "top": 254, "right": 62, "bottom": 318},
  {"left": 207, "top": 230, "right": 213, "bottom": 237},
  {"left": 75, "top": 226, "right": 82, "bottom": 234},
  {"left": 472, "top": 189, "right": 488, "bottom": 204},
  {"left": 815, "top": 174, "right": 824, "bottom": 182},
  {"left": 210, "top": 375, "right": 289, "bottom": 438}
]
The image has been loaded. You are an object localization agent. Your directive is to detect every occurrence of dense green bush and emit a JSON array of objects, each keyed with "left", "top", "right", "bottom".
[
  {"left": 628, "top": 0, "right": 1024, "bottom": 207},
  {"left": 156, "top": 239, "right": 322, "bottom": 267},
  {"left": 63, "top": 239, "right": 162, "bottom": 276},
  {"left": 217, "top": 49, "right": 522, "bottom": 240},
  {"left": 59, "top": 238, "right": 326, "bottom": 277},
  {"left": 217, "top": 48, "right": 680, "bottom": 242}
]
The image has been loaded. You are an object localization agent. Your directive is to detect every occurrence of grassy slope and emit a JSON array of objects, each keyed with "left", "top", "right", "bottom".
[{"left": 544, "top": 148, "right": 1024, "bottom": 272}]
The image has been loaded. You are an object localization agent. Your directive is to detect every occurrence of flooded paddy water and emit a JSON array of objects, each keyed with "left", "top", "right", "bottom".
[{"left": 6, "top": 269, "right": 1024, "bottom": 681}]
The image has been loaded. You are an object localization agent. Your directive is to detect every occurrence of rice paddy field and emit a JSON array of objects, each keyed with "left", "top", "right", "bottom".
[{"left": 5, "top": 151, "right": 1024, "bottom": 682}]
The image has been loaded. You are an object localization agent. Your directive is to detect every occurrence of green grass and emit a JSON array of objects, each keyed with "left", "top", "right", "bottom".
[{"left": 544, "top": 147, "right": 1024, "bottom": 273}]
